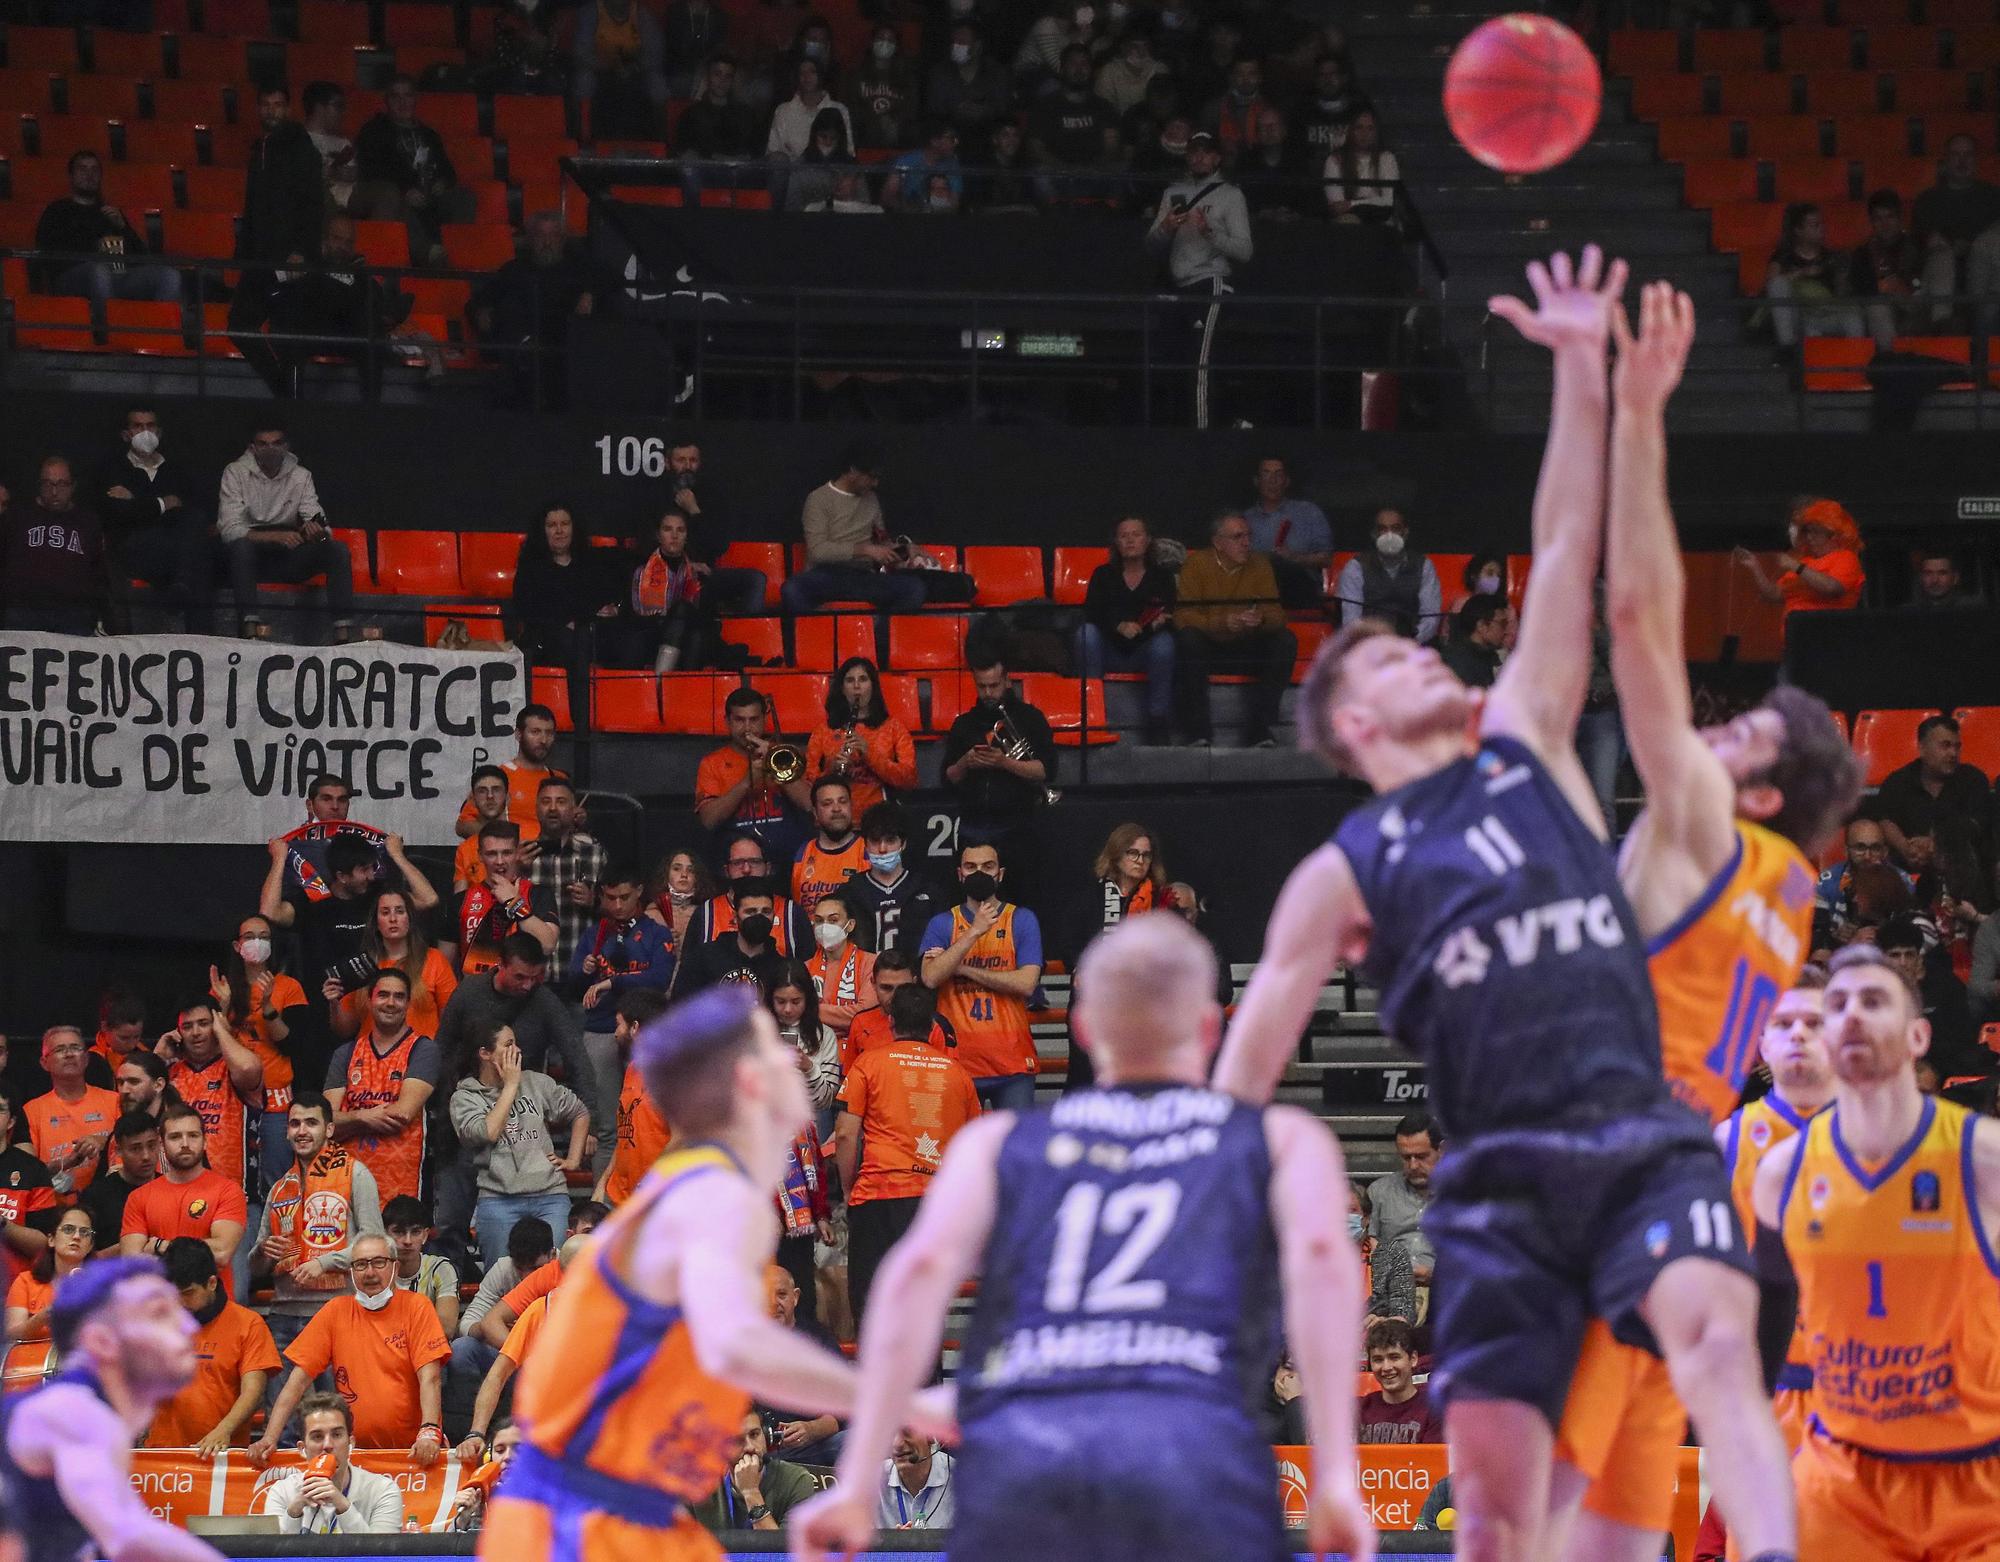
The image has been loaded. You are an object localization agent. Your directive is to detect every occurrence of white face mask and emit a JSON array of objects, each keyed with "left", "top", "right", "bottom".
[
  {"left": 950, "top": 41, "right": 972, "bottom": 62},
  {"left": 239, "top": 937, "right": 272, "bottom": 965},
  {"left": 1477, "top": 570, "right": 1503, "bottom": 594},
  {"left": 354, "top": 1281, "right": 395, "bottom": 1311},
  {"left": 814, "top": 922, "right": 849, "bottom": 952},
  {"left": 129, "top": 429, "right": 160, "bottom": 455},
  {"left": 1375, "top": 531, "right": 1406, "bottom": 558},
  {"left": 873, "top": 38, "right": 895, "bottom": 59}
]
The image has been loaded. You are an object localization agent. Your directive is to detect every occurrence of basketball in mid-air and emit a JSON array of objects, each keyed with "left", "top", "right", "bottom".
[{"left": 1443, "top": 14, "right": 1601, "bottom": 175}]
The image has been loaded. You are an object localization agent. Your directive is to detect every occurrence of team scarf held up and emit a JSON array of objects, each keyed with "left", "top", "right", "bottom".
[
  {"left": 285, "top": 820, "right": 386, "bottom": 902},
  {"left": 634, "top": 551, "right": 701, "bottom": 615},
  {"left": 459, "top": 882, "right": 524, "bottom": 949},
  {"left": 1101, "top": 875, "right": 1157, "bottom": 928},
  {"left": 778, "top": 1127, "right": 830, "bottom": 1238}
]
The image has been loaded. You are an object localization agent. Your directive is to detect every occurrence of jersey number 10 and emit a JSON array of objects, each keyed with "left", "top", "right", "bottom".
[
  {"left": 1704, "top": 957, "right": 1780, "bottom": 1091},
  {"left": 1044, "top": 1181, "right": 1182, "bottom": 1315}
]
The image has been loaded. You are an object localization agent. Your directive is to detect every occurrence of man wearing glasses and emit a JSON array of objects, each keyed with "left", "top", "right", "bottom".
[
  {"left": 1, "top": 455, "right": 112, "bottom": 636},
  {"left": 24, "top": 1028, "right": 120, "bottom": 1199}
]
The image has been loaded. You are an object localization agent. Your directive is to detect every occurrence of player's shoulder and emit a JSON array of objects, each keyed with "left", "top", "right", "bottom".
[{"left": 1752, "top": 1125, "right": 1811, "bottom": 1225}]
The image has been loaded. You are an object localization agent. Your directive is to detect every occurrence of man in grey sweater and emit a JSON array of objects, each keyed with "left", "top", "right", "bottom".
[
  {"left": 1145, "top": 131, "right": 1254, "bottom": 429},
  {"left": 215, "top": 420, "right": 360, "bottom": 639},
  {"left": 779, "top": 443, "right": 926, "bottom": 647}
]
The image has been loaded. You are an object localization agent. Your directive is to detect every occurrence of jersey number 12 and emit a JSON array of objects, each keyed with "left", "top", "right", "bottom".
[{"left": 1044, "top": 1181, "right": 1181, "bottom": 1314}]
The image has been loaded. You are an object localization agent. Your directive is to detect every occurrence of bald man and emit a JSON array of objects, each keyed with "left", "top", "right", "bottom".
[{"left": 792, "top": 914, "right": 1377, "bottom": 1562}]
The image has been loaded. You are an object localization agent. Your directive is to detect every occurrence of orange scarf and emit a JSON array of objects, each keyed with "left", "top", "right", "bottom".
[{"left": 634, "top": 551, "right": 699, "bottom": 615}]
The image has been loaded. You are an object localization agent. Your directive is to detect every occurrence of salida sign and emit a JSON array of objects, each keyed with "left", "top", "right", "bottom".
[{"left": 0, "top": 633, "right": 521, "bottom": 846}]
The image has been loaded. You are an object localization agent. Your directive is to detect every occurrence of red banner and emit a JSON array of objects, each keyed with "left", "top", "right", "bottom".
[{"left": 131, "top": 1449, "right": 467, "bottom": 1531}]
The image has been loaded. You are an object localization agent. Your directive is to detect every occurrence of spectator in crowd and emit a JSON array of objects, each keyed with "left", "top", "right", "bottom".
[
  {"left": 803, "top": 895, "right": 875, "bottom": 1048},
  {"left": 844, "top": 947, "right": 953, "bottom": 1067},
  {"left": 847, "top": 25, "right": 919, "bottom": 150},
  {"left": 1914, "top": 134, "right": 2000, "bottom": 327},
  {"left": 921, "top": 841, "right": 1042, "bottom": 1111},
  {"left": 784, "top": 445, "right": 926, "bottom": 637},
  {"left": 1876, "top": 714, "right": 1992, "bottom": 873},
  {"left": 506, "top": 505, "right": 619, "bottom": 704},
  {"left": 572, "top": 0, "right": 669, "bottom": 135},
  {"left": 806, "top": 658, "right": 919, "bottom": 815},
  {"left": 93, "top": 991, "right": 150, "bottom": 1075},
  {"left": 472, "top": 215, "right": 600, "bottom": 411},
  {"left": 456, "top": 706, "right": 566, "bottom": 835},
  {"left": 257, "top": 1392, "right": 408, "bottom": 1533},
  {"left": 1, "top": 455, "right": 110, "bottom": 635},
  {"left": 231, "top": 85, "right": 327, "bottom": 369},
  {"left": 1201, "top": 55, "right": 1277, "bottom": 164},
  {"left": 1447, "top": 553, "right": 1509, "bottom": 616},
  {"left": 1079, "top": 516, "right": 1180, "bottom": 747},
  {"left": 80, "top": 1112, "right": 162, "bottom": 1257},
  {"left": 677, "top": 57, "right": 763, "bottom": 197},
  {"left": 1878, "top": 914, "right": 1985, "bottom": 1081},
  {"left": 792, "top": 778, "right": 868, "bottom": 915},
  {"left": 927, "top": 26, "right": 1013, "bottom": 141},
  {"left": 645, "top": 848, "right": 717, "bottom": 953},
  {"left": 610, "top": 509, "right": 714, "bottom": 672},
  {"left": 1173, "top": 513, "right": 1295, "bottom": 748},
  {"left": 112, "top": 1052, "right": 172, "bottom": 1128},
  {"left": 782, "top": 108, "right": 856, "bottom": 212},
  {"left": 941, "top": 655, "right": 1058, "bottom": 856},
  {"left": 1130, "top": 109, "right": 1191, "bottom": 182},
  {"left": 352, "top": 76, "right": 477, "bottom": 266},
  {"left": 268, "top": 211, "right": 436, "bottom": 396},
  {"left": 663, "top": 0, "right": 728, "bottom": 94},
  {"left": 326, "top": 969, "right": 441, "bottom": 1205},
  {"left": 1439, "top": 593, "right": 1510, "bottom": 688},
  {"left": 446, "top": 1417, "right": 523, "bottom": 1530},
  {"left": 845, "top": 804, "right": 946, "bottom": 956},
  {"left": 457, "top": 774, "right": 534, "bottom": 890},
  {"left": 455, "top": 1236, "right": 575, "bottom": 1460},
  {"left": 160, "top": 994, "right": 264, "bottom": 1194},
  {"left": 696, "top": 687, "right": 815, "bottom": 846},
  {"left": 665, "top": 443, "right": 768, "bottom": 615},
  {"left": 678, "top": 879, "right": 792, "bottom": 993},
  {"left": 1147, "top": 130, "right": 1253, "bottom": 429},
  {"left": 964, "top": 118, "right": 1036, "bottom": 214},
  {"left": 1851, "top": 188, "right": 1924, "bottom": 350},
  {"left": 1816, "top": 816, "right": 1912, "bottom": 943},
  {"left": 767, "top": 959, "right": 844, "bottom": 1134},
  {"left": 1015, "top": 0, "right": 1102, "bottom": 90},
  {"left": 876, "top": 1429, "right": 957, "bottom": 1530},
  {"left": 1353, "top": 1182, "right": 1417, "bottom": 1327},
  {"left": 94, "top": 406, "right": 214, "bottom": 634},
  {"left": 522, "top": 777, "right": 608, "bottom": 976},
  {"left": 769, "top": 57, "right": 853, "bottom": 161},
  {"left": 383, "top": 1196, "right": 460, "bottom": 1338},
  {"left": 1160, "top": 877, "right": 1235, "bottom": 1008},
  {"left": 448, "top": 1216, "right": 557, "bottom": 1423},
  {"left": 453, "top": 823, "right": 561, "bottom": 974},
  {"left": 216, "top": 422, "right": 359, "bottom": 642},
  {"left": 253, "top": 1231, "right": 449, "bottom": 1461},
  {"left": 0, "top": 1083, "right": 58, "bottom": 1283},
  {"left": 1358, "top": 1319, "right": 1443, "bottom": 1444},
  {"left": 881, "top": 120, "right": 964, "bottom": 212},
  {"left": 573, "top": 867, "right": 674, "bottom": 1083},
  {"left": 1735, "top": 496, "right": 1866, "bottom": 617},
  {"left": 1762, "top": 202, "right": 1863, "bottom": 350},
  {"left": 26, "top": 1026, "right": 120, "bottom": 1198},
  {"left": 1325, "top": 107, "right": 1398, "bottom": 224},
  {"left": 1335, "top": 507, "right": 1442, "bottom": 641},
  {"left": 1027, "top": 45, "right": 1120, "bottom": 202},
  {"left": 693, "top": 1410, "right": 819, "bottom": 1532},
  {"left": 836, "top": 984, "right": 980, "bottom": 1320},
  {"left": 1298, "top": 52, "right": 1365, "bottom": 162},
  {"left": 6, "top": 1208, "right": 93, "bottom": 1343},
  {"left": 594, "top": 988, "right": 671, "bottom": 1206},
  {"left": 694, "top": 837, "right": 811, "bottom": 956},
  {"left": 1243, "top": 458, "right": 1333, "bottom": 611},
  {"left": 1095, "top": 29, "right": 1165, "bottom": 114},
  {"left": 146, "top": 1238, "right": 280, "bottom": 1453},
  {"left": 450, "top": 1024, "right": 590, "bottom": 1271},
  {"left": 1908, "top": 547, "right": 1981, "bottom": 609},
  {"left": 1061, "top": 822, "right": 1170, "bottom": 1089},
  {"left": 1368, "top": 1112, "right": 1439, "bottom": 1283},
  {"left": 120, "top": 1101, "right": 249, "bottom": 1288},
  {"left": 33, "top": 150, "right": 182, "bottom": 316},
  {"left": 1242, "top": 108, "right": 1316, "bottom": 220},
  {"left": 803, "top": 167, "right": 885, "bottom": 214},
  {"left": 302, "top": 81, "right": 356, "bottom": 212}
]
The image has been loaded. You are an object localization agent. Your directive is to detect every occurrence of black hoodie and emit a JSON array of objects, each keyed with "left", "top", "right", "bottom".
[{"left": 238, "top": 119, "right": 325, "bottom": 264}]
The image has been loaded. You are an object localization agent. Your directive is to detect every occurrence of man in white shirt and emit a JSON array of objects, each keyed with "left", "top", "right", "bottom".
[
  {"left": 257, "top": 1394, "right": 405, "bottom": 1534},
  {"left": 874, "top": 1430, "right": 956, "bottom": 1530}
]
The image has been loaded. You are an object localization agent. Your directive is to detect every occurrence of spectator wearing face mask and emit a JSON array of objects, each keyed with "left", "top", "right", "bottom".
[
  {"left": 846, "top": 27, "right": 918, "bottom": 150},
  {"left": 93, "top": 406, "right": 215, "bottom": 635},
  {"left": 678, "top": 879, "right": 792, "bottom": 994},
  {"left": 1297, "top": 53, "right": 1367, "bottom": 162},
  {"left": 1131, "top": 112, "right": 1193, "bottom": 184},
  {"left": 783, "top": 107, "right": 858, "bottom": 212},
  {"left": 927, "top": 24, "right": 1012, "bottom": 140},
  {"left": 1333, "top": 506, "right": 1442, "bottom": 642},
  {"left": 1094, "top": 30, "right": 1164, "bottom": 114},
  {"left": 1200, "top": 55, "right": 1277, "bottom": 168},
  {"left": 841, "top": 805, "right": 947, "bottom": 957},
  {"left": 882, "top": 120, "right": 964, "bottom": 212}
]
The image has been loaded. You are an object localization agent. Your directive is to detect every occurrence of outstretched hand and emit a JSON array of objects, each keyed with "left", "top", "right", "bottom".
[
  {"left": 1489, "top": 245, "right": 1628, "bottom": 355},
  {"left": 1611, "top": 279, "right": 1696, "bottom": 413}
]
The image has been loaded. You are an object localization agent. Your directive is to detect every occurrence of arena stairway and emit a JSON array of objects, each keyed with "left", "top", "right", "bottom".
[{"left": 1348, "top": 3, "right": 1804, "bottom": 432}]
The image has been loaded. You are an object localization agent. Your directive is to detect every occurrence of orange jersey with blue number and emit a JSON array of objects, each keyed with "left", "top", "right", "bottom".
[
  {"left": 512, "top": 1144, "right": 752, "bottom": 1501},
  {"left": 1649, "top": 820, "right": 1816, "bottom": 1125},
  {"left": 926, "top": 904, "right": 1038, "bottom": 1080},
  {"left": 1725, "top": 1092, "right": 1827, "bottom": 1389},
  {"left": 1780, "top": 1097, "right": 2000, "bottom": 1458}
]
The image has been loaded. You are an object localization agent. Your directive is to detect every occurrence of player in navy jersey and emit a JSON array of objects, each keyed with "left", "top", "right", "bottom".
[
  {"left": 1213, "top": 250, "right": 1795, "bottom": 1562},
  {"left": 0, "top": 1257, "right": 222, "bottom": 1562},
  {"left": 792, "top": 913, "right": 1375, "bottom": 1562}
]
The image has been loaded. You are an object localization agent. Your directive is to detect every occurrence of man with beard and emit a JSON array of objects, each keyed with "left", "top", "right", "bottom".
[
  {"left": 119, "top": 1103, "right": 249, "bottom": 1294},
  {"left": 679, "top": 880, "right": 791, "bottom": 993}
]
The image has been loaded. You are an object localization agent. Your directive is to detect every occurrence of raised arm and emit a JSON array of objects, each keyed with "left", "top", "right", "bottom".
[
  {"left": 1213, "top": 843, "right": 1367, "bottom": 1104},
  {"left": 1606, "top": 282, "right": 1740, "bottom": 877},
  {"left": 790, "top": 1112, "right": 1008, "bottom": 1562},
  {"left": 1480, "top": 247, "right": 1626, "bottom": 816}
]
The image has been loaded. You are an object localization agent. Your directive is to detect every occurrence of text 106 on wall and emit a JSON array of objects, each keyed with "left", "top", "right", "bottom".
[{"left": 595, "top": 435, "right": 668, "bottom": 478}]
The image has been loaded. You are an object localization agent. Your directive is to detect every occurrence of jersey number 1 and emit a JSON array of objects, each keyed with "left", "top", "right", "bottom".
[{"left": 1044, "top": 1180, "right": 1181, "bottom": 1314}]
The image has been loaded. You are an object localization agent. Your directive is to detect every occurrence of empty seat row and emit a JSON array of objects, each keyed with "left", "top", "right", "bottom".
[
  {"left": 1612, "top": 22, "right": 2000, "bottom": 74},
  {"left": 1680, "top": 151, "right": 2000, "bottom": 209},
  {"left": 1657, "top": 110, "right": 1995, "bottom": 162},
  {"left": 1800, "top": 335, "right": 2000, "bottom": 392},
  {"left": 1631, "top": 67, "right": 1989, "bottom": 120}
]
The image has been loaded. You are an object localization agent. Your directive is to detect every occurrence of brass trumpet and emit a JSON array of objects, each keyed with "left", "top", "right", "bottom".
[
  {"left": 989, "top": 706, "right": 1061, "bottom": 806},
  {"left": 765, "top": 744, "right": 804, "bottom": 784}
]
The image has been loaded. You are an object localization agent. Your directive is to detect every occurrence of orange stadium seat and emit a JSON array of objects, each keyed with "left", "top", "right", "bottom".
[
  {"left": 104, "top": 300, "right": 190, "bottom": 355},
  {"left": 457, "top": 531, "right": 519, "bottom": 596},
  {"left": 759, "top": 672, "right": 829, "bottom": 734},
  {"left": 7, "top": 156, "right": 74, "bottom": 206},
  {"left": 422, "top": 92, "right": 481, "bottom": 139},
  {"left": 1952, "top": 707, "right": 2000, "bottom": 776},
  {"left": 1820, "top": 198, "right": 1868, "bottom": 246},
  {"left": 1291, "top": 619, "right": 1331, "bottom": 680},
  {"left": 101, "top": 162, "right": 174, "bottom": 211},
  {"left": 372, "top": 530, "right": 460, "bottom": 595},
  {"left": 835, "top": 614, "right": 878, "bottom": 666},
  {"left": 1019, "top": 674, "right": 1117, "bottom": 746},
  {"left": 443, "top": 135, "right": 497, "bottom": 179},
  {"left": 1835, "top": 114, "right": 1914, "bottom": 157},
  {"left": 720, "top": 617, "right": 785, "bottom": 665},
  {"left": 181, "top": 164, "right": 240, "bottom": 210},
  {"left": 286, "top": 42, "right": 363, "bottom": 84},
  {"left": 495, "top": 95, "right": 567, "bottom": 141},
  {"left": 0, "top": 214, "right": 35, "bottom": 254},
  {"left": 591, "top": 671, "right": 667, "bottom": 733},
  {"left": 1713, "top": 200, "right": 1785, "bottom": 256},
  {"left": 1679, "top": 551, "right": 1731, "bottom": 662},
  {"left": 926, "top": 671, "right": 972, "bottom": 732},
  {"left": 1865, "top": 153, "right": 1937, "bottom": 199},
  {"left": 1928, "top": 0, "right": 1996, "bottom": 25},
  {"left": 502, "top": 135, "right": 577, "bottom": 187},
  {"left": 385, "top": 4, "right": 463, "bottom": 48},
  {"left": 1803, "top": 69, "right": 1883, "bottom": 114},
  {"left": 0, "top": 68, "right": 57, "bottom": 113},
  {"left": 91, "top": 33, "right": 165, "bottom": 77},
  {"left": 5, "top": 26, "right": 80, "bottom": 71},
  {"left": 1684, "top": 157, "right": 1758, "bottom": 207},
  {"left": 1719, "top": 73, "right": 1797, "bottom": 116},
  {"left": 122, "top": 118, "right": 201, "bottom": 165},
  {"left": 1693, "top": 29, "right": 1768, "bottom": 71},
  {"left": 1630, "top": 75, "right": 1705, "bottom": 125},
  {"left": 203, "top": 0, "right": 272, "bottom": 36},
  {"left": 395, "top": 43, "right": 465, "bottom": 77},
  {"left": 1801, "top": 337, "right": 1875, "bottom": 390},
  {"left": 66, "top": 76, "right": 141, "bottom": 120},
  {"left": 1868, "top": 24, "right": 1943, "bottom": 66},
  {"left": 1851, "top": 707, "right": 1940, "bottom": 785},
  {"left": 1774, "top": 156, "right": 1855, "bottom": 202},
  {"left": 1609, "top": 29, "right": 1681, "bottom": 75},
  {"left": 1890, "top": 68, "right": 1975, "bottom": 109},
  {"left": 660, "top": 673, "right": 722, "bottom": 734},
  {"left": 889, "top": 614, "right": 968, "bottom": 670},
  {"left": 963, "top": 545, "right": 1046, "bottom": 604},
  {"left": 1780, "top": 27, "right": 1856, "bottom": 70},
  {"left": 1745, "top": 115, "right": 1823, "bottom": 158},
  {"left": 441, "top": 222, "right": 516, "bottom": 269},
  {"left": 1922, "top": 110, "right": 1996, "bottom": 151},
  {"left": 880, "top": 673, "right": 923, "bottom": 733},
  {"left": 148, "top": 78, "right": 228, "bottom": 126},
  {"left": 296, "top": 0, "right": 372, "bottom": 46},
  {"left": 717, "top": 541, "right": 785, "bottom": 605},
  {"left": 171, "top": 35, "right": 248, "bottom": 80},
  {"left": 196, "top": 302, "right": 241, "bottom": 355},
  {"left": 1953, "top": 26, "right": 2000, "bottom": 67},
  {"left": 12, "top": 294, "right": 98, "bottom": 350},
  {"left": 792, "top": 617, "right": 838, "bottom": 671},
  {"left": 1657, "top": 115, "right": 1735, "bottom": 161},
  {"left": 32, "top": 113, "right": 117, "bottom": 157},
  {"left": 351, "top": 218, "right": 410, "bottom": 267},
  {"left": 531, "top": 668, "right": 573, "bottom": 730},
  {"left": 1052, "top": 546, "right": 1107, "bottom": 604}
]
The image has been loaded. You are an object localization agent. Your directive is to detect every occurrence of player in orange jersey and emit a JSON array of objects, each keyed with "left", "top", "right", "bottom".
[
  {"left": 479, "top": 986, "right": 949, "bottom": 1562},
  {"left": 1547, "top": 282, "right": 1863, "bottom": 1562},
  {"left": 1751, "top": 945, "right": 2000, "bottom": 1562}
]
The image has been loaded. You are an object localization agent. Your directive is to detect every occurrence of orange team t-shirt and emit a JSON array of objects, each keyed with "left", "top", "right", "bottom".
[
  {"left": 838, "top": 1041, "right": 981, "bottom": 1204},
  {"left": 792, "top": 837, "right": 868, "bottom": 914},
  {"left": 501, "top": 1256, "right": 563, "bottom": 1320},
  {"left": 1779, "top": 547, "right": 1864, "bottom": 614},
  {"left": 285, "top": 1290, "right": 451, "bottom": 1448},
  {"left": 499, "top": 1293, "right": 552, "bottom": 1369},
  {"left": 235, "top": 975, "right": 307, "bottom": 1115},
  {"left": 336, "top": 951, "right": 459, "bottom": 1042},
  {"left": 840, "top": 1008, "right": 950, "bottom": 1070},
  {"left": 5, "top": 1271, "right": 55, "bottom": 1341},
  {"left": 456, "top": 760, "right": 560, "bottom": 831},
  {"left": 25, "top": 1086, "right": 122, "bottom": 1196},
  {"left": 121, "top": 1170, "right": 250, "bottom": 1297},
  {"left": 145, "top": 1300, "right": 282, "bottom": 1447},
  {"left": 603, "top": 1061, "right": 672, "bottom": 1207},
  {"left": 694, "top": 746, "right": 789, "bottom": 830},
  {"left": 453, "top": 820, "right": 541, "bottom": 888}
]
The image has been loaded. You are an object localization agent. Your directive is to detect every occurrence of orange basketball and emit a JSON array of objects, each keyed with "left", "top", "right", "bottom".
[{"left": 1444, "top": 14, "right": 1601, "bottom": 175}]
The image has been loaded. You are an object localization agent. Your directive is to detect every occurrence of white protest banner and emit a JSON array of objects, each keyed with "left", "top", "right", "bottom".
[{"left": 0, "top": 632, "right": 522, "bottom": 845}]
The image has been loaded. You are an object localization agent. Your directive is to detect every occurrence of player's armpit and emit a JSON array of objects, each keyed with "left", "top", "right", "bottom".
[
  {"left": 1968, "top": 1114, "right": 2000, "bottom": 1245},
  {"left": 1749, "top": 1133, "right": 1804, "bottom": 1233}
]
